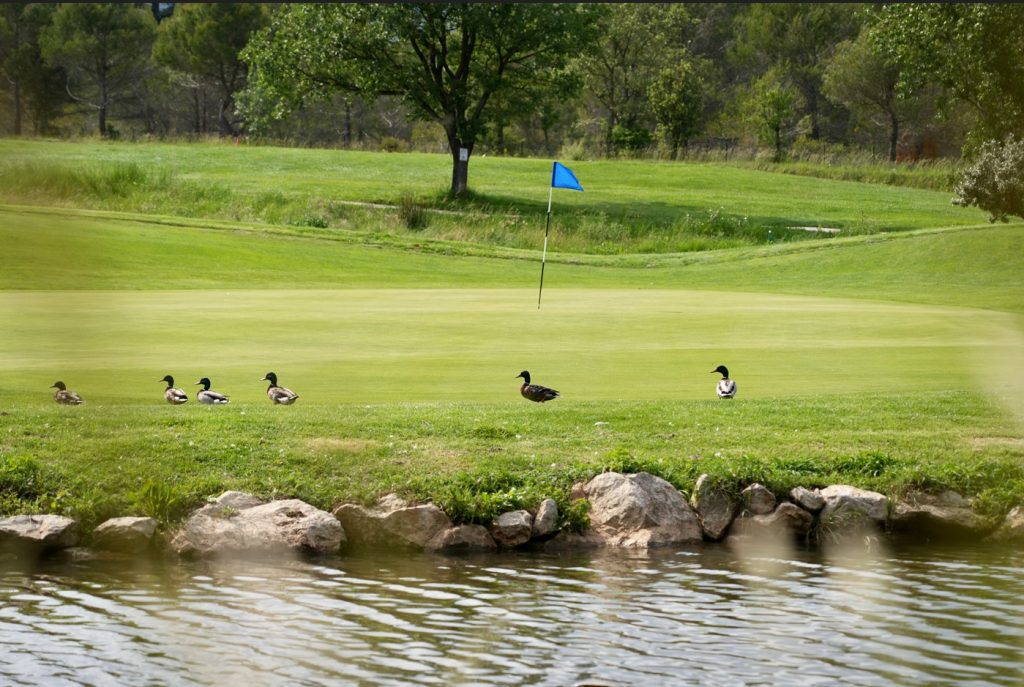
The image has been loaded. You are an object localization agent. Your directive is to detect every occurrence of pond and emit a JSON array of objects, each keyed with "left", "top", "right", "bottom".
[{"left": 1, "top": 542, "right": 1022, "bottom": 686}]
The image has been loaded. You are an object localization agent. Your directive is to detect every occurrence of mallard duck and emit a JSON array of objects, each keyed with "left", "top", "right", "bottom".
[
  {"left": 159, "top": 375, "right": 188, "bottom": 405},
  {"left": 260, "top": 371, "right": 299, "bottom": 405},
  {"left": 711, "top": 365, "right": 737, "bottom": 399},
  {"left": 50, "top": 381, "right": 83, "bottom": 405},
  {"left": 194, "top": 377, "right": 229, "bottom": 404},
  {"left": 516, "top": 370, "right": 560, "bottom": 403}
]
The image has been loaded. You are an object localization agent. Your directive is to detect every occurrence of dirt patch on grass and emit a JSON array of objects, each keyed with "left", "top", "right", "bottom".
[
  {"left": 968, "top": 437, "right": 1024, "bottom": 450},
  {"left": 305, "top": 437, "right": 382, "bottom": 454}
]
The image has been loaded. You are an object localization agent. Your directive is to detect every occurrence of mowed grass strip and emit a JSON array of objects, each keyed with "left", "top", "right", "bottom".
[{"left": 0, "top": 138, "right": 988, "bottom": 249}]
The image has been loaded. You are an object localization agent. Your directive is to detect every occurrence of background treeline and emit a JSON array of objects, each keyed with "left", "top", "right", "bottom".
[{"left": 1, "top": 3, "right": 1021, "bottom": 166}]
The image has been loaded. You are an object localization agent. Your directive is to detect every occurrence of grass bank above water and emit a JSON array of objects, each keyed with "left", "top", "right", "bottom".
[{"left": 0, "top": 139, "right": 1021, "bottom": 537}]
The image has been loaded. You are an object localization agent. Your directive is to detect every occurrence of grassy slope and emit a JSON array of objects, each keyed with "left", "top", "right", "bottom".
[{"left": 0, "top": 140, "right": 1021, "bottom": 531}]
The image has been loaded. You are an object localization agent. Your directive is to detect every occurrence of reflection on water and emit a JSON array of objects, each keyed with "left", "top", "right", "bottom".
[{"left": 1, "top": 544, "right": 1022, "bottom": 686}]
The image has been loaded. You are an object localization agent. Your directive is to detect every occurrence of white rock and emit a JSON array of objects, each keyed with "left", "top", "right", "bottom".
[
  {"left": 212, "top": 491, "right": 264, "bottom": 510},
  {"left": 532, "top": 499, "right": 559, "bottom": 538},
  {"left": 692, "top": 474, "right": 738, "bottom": 540},
  {"left": 583, "top": 472, "right": 702, "bottom": 547},
  {"left": 171, "top": 499, "right": 344, "bottom": 557},
  {"left": 987, "top": 506, "right": 1024, "bottom": 543},
  {"left": 333, "top": 494, "right": 452, "bottom": 549},
  {"left": 790, "top": 486, "right": 825, "bottom": 513},
  {"left": 0, "top": 514, "right": 79, "bottom": 550},
  {"left": 741, "top": 483, "right": 777, "bottom": 515}
]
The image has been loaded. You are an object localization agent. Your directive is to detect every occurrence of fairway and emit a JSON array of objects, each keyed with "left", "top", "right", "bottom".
[{"left": 1, "top": 143, "right": 1022, "bottom": 527}]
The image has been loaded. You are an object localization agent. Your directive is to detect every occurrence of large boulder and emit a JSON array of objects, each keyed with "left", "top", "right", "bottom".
[
  {"left": 818, "top": 485, "right": 888, "bottom": 542},
  {"left": 333, "top": 494, "right": 452, "bottom": 549},
  {"left": 532, "top": 499, "right": 560, "bottom": 539},
  {"left": 986, "top": 506, "right": 1024, "bottom": 543},
  {"left": 491, "top": 510, "right": 533, "bottom": 548},
  {"left": 790, "top": 486, "right": 825, "bottom": 514},
  {"left": 582, "top": 472, "right": 702, "bottom": 547},
  {"left": 0, "top": 514, "right": 79, "bottom": 551},
  {"left": 691, "top": 474, "right": 738, "bottom": 540},
  {"left": 890, "top": 491, "right": 990, "bottom": 540},
  {"left": 741, "top": 483, "right": 777, "bottom": 515},
  {"left": 94, "top": 516, "right": 158, "bottom": 552},
  {"left": 171, "top": 498, "right": 344, "bottom": 558}
]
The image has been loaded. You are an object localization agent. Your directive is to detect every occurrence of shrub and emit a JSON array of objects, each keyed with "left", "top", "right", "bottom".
[
  {"left": 397, "top": 193, "right": 429, "bottom": 230},
  {"left": 953, "top": 134, "right": 1024, "bottom": 222}
]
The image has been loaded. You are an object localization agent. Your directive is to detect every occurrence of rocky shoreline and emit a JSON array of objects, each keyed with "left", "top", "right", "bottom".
[{"left": 2, "top": 472, "right": 1023, "bottom": 561}]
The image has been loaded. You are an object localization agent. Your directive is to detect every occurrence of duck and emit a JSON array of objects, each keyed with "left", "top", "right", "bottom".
[
  {"left": 159, "top": 375, "right": 188, "bottom": 405},
  {"left": 516, "top": 370, "right": 560, "bottom": 403},
  {"left": 711, "top": 365, "right": 737, "bottom": 399},
  {"left": 194, "top": 377, "right": 230, "bottom": 404},
  {"left": 260, "top": 371, "right": 299, "bottom": 405},
  {"left": 50, "top": 381, "right": 84, "bottom": 405}
]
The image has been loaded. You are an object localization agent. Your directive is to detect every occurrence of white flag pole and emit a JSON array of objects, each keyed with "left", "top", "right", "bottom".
[{"left": 538, "top": 184, "right": 554, "bottom": 309}]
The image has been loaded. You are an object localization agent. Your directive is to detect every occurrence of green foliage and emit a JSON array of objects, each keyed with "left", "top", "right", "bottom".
[
  {"left": 132, "top": 479, "right": 188, "bottom": 525},
  {"left": 397, "top": 193, "right": 428, "bottom": 231},
  {"left": 744, "top": 69, "right": 804, "bottom": 162},
  {"left": 648, "top": 60, "right": 707, "bottom": 158},
  {"left": 953, "top": 135, "right": 1024, "bottom": 222}
]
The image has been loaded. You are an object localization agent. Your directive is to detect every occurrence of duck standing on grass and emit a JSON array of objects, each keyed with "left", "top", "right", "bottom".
[
  {"left": 194, "top": 377, "right": 230, "bottom": 404},
  {"left": 516, "top": 370, "right": 560, "bottom": 403},
  {"left": 50, "top": 381, "right": 83, "bottom": 405},
  {"left": 711, "top": 365, "right": 737, "bottom": 399},
  {"left": 260, "top": 371, "right": 299, "bottom": 405},
  {"left": 159, "top": 375, "right": 188, "bottom": 405}
]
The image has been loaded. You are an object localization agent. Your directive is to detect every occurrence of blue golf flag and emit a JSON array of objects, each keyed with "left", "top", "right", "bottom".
[{"left": 551, "top": 161, "right": 584, "bottom": 191}]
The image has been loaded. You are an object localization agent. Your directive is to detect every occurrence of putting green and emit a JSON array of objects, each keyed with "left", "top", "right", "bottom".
[{"left": 2, "top": 287, "right": 1013, "bottom": 405}]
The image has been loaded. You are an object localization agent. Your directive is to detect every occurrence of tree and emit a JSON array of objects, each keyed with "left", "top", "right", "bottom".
[
  {"left": 872, "top": 4, "right": 1024, "bottom": 145},
  {"left": 152, "top": 3, "right": 268, "bottom": 137},
  {"left": 731, "top": 4, "right": 859, "bottom": 140},
  {"left": 40, "top": 3, "right": 156, "bottom": 137},
  {"left": 648, "top": 60, "right": 707, "bottom": 159},
  {"left": 0, "top": 3, "right": 66, "bottom": 135},
  {"left": 241, "top": 4, "right": 600, "bottom": 196},
  {"left": 745, "top": 69, "right": 804, "bottom": 162},
  {"left": 579, "top": 3, "right": 691, "bottom": 156},
  {"left": 953, "top": 135, "right": 1024, "bottom": 223},
  {"left": 822, "top": 28, "right": 930, "bottom": 162}
]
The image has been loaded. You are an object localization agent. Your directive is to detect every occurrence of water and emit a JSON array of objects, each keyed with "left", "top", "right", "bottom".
[{"left": 1, "top": 543, "right": 1022, "bottom": 686}]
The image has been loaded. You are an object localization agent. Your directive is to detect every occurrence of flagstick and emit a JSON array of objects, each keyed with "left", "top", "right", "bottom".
[{"left": 538, "top": 185, "right": 554, "bottom": 309}]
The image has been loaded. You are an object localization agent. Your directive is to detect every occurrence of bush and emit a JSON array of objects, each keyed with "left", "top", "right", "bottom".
[
  {"left": 397, "top": 193, "right": 429, "bottom": 230},
  {"left": 953, "top": 135, "right": 1024, "bottom": 222}
]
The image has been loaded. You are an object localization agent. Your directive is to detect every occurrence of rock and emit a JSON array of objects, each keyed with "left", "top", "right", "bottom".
[
  {"left": 532, "top": 499, "right": 559, "bottom": 538},
  {"left": 818, "top": 485, "right": 888, "bottom": 541},
  {"left": 171, "top": 499, "right": 344, "bottom": 558},
  {"left": 491, "top": 510, "right": 533, "bottom": 548},
  {"left": 891, "top": 490, "right": 989, "bottom": 540},
  {"left": 212, "top": 491, "right": 264, "bottom": 510},
  {"left": 333, "top": 494, "right": 452, "bottom": 549},
  {"left": 731, "top": 502, "right": 814, "bottom": 541},
  {"left": 790, "top": 486, "right": 825, "bottom": 513},
  {"left": 94, "top": 516, "right": 158, "bottom": 552},
  {"left": 428, "top": 525, "right": 497, "bottom": 552},
  {"left": 570, "top": 481, "right": 587, "bottom": 502},
  {"left": 0, "top": 515, "right": 79, "bottom": 551},
  {"left": 582, "top": 472, "right": 702, "bottom": 547},
  {"left": 691, "top": 474, "right": 738, "bottom": 540},
  {"left": 987, "top": 506, "right": 1024, "bottom": 543},
  {"left": 741, "top": 483, "right": 776, "bottom": 515}
]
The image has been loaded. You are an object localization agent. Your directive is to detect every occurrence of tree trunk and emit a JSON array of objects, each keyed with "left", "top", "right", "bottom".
[
  {"left": 450, "top": 144, "right": 470, "bottom": 196},
  {"left": 98, "top": 104, "right": 107, "bottom": 137},
  {"left": 888, "top": 114, "right": 899, "bottom": 163},
  {"left": 773, "top": 126, "right": 782, "bottom": 162},
  {"left": 219, "top": 95, "right": 236, "bottom": 137},
  {"left": 343, "top": 101, "right": 352, "bottom": 147},
  {"left": 193, "top": 88, "right": 201, "bottom": 134},
  {"left": 12, "top": 80, "right": 22, "bottom": 136}
]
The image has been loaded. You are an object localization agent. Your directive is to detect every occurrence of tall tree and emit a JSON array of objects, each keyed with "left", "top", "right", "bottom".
[
  {"left": 579, "top": 3, "right": 691, "bottom": 156},
  {"left": 0, "top": 3, "right": 65, "bottom": 135},
  {"left": 822, "top": 28, "right": 931, "bottom": 162},
  {"left": 241, "top": 3, "right": 600, "bottom": 196},
  {"left": 744, "top": 69, "right": 803, "bottom": 162},
  {"left": 731, "top": 4, "right": 859, "bottom": 140},
  {"left": 152, "top": 3, "right": 268, "bottom": 137},
  {"left": 40, "top": 3, "right": 155, "bottom": 137},
  {"left": 648, "top": 59, "right": 707, "bottom": 159},
  {"left": 872, "top": 3, "right": 1024, "bottom": 145}
]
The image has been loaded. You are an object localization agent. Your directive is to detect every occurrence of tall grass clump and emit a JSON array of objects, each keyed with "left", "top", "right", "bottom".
[{"left": 398, "top": 193, "right": 429, "bottom": 230}]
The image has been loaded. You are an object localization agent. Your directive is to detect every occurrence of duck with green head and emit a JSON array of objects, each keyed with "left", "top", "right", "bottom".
[
  {"left": 260, "top": 371, "right": 299, "bottom": 405},
  {"left": 194, "top": 377, "right": 229, "bottom": 404},
  {"left": 516, "top": 370, "right": 560, "bottom": 403},
  {"left": 160, "top": 375, "right": 188, "bottom": 405},
  {"left": 711, "top": 365, "right": 736, "bottom": 399}
]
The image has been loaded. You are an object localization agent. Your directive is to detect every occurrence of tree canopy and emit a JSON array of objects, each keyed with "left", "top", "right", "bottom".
[{"left": 240, "top": 3, "right": 601, "bottom": 195}]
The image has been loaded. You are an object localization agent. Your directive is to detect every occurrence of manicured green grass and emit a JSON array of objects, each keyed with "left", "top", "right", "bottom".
[
  {"left": 0, "top": 139, "right": 1021, "bottom": 535},
  {"left": 0, "top": 138, "right": 989, "bottom": 255}
]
